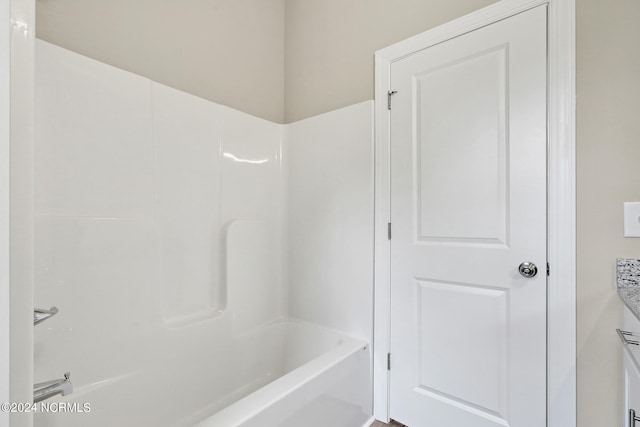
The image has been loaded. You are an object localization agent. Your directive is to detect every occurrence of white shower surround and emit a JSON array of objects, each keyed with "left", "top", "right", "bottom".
[{"left": 34, "top": 40, "right": 373, "bottom": 426}]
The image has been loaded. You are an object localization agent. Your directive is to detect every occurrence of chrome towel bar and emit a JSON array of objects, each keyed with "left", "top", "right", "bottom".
[{"left": 617, "top": 328, "right": 640, "bottom": 346}]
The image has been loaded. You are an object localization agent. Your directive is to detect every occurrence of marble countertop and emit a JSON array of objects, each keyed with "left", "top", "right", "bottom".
[{"left": 617, "top": 258, "right": 640, "bottom": 321}]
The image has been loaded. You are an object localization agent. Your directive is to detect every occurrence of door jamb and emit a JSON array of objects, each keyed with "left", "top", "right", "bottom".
[
  {"left": 372, "top": 0, "right": 576, "bottom": 425},
  {"left": 7, "top": 0, "right": 36, "bottom": 416},
  {"left": 0, "top": 0, "right": 11, "bottom": 421}
]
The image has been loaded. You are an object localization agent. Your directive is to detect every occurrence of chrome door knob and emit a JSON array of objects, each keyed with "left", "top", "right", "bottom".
[{"left": 518, "top": 262, "right": 538, "bottom": 278}]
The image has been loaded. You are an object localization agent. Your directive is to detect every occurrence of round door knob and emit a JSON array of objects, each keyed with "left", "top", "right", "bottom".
[{"left": 518, "top": 262, "right": 538, "bottom": 278}]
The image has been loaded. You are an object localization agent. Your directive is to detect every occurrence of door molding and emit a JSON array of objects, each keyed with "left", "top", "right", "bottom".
[
  {"left": 1, "top": 0, "right": 11, "bottom": 421},
  {"left": 373, "top": 0, "right": 576, "bottom": 425},
  {"left": 8, "top": 0, "right": 36, "bottom": 413}
]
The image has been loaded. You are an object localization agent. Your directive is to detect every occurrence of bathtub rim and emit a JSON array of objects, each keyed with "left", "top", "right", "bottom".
[{"left": 192, "top": 319, "right": 370, "bottom": 427}]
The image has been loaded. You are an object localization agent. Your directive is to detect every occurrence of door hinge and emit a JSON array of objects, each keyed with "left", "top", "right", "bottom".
[
  {"left": 547, "top": 262, "right": 550, "bottom": 276},
  {"left": 387, "top": 90, "right": 398, "bottom": 110},
  {"left": 387, "top": 222, "right": 392, "bottom": 240},
  {"left": 387, "top": 353, "right": 391, "bottom": 370}
]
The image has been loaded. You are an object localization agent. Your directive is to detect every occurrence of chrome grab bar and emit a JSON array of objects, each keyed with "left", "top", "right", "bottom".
[
  {"left": 617, "top": 328, "right": 640, "bottom": 346},
  {"left": 34, "top": 306, "right": 58, "bottom": 326},
  {"left": 33, "top": 372, "right": 72, "bottom": 403}
]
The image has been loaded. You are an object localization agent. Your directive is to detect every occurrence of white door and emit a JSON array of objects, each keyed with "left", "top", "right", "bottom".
[{"left": 389, "top": 6, "right": 547, "bottom": 427}]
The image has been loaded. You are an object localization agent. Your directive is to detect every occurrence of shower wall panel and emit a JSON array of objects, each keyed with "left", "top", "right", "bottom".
[
  {"left": 152, "top": 84, "right": 224, "bottom": 325},
  {"left": 34, "top": 42, "right": 154, "bottom": 218},
  {"left": 284, "top": 101, "right": 374, "bottom": 342},
  {"left": 34, "top": 40, "right": 285, "bottom": 393}
]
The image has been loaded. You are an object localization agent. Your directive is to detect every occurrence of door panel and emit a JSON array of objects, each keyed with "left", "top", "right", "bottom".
[
  {"left": 389, "top": 6, "right": 547, "bottom": 427},
  {"left": 416, "top": 279, "right": 508, "bottom": 415},
  {"left": 416, "top": 46, "right": 508, "bottom": 245}
]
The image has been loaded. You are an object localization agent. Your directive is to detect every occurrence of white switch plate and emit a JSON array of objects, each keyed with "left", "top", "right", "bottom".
[{"left": 624, "top": 202, "right": 640, "bottom": 237}]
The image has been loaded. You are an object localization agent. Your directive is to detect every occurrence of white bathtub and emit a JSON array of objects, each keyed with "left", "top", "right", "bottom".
[{"left": 34, "top": 320, "right": 372, "bottom": 427}]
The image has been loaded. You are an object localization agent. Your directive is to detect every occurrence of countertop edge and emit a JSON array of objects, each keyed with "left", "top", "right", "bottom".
[{"left": 618, "top": 287, "right": 640, "bottom": 322}]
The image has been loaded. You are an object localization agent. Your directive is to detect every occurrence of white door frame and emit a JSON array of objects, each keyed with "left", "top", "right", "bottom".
[
  {"left": 373, "top": 0, "right": 576, "bottom": 426},
  {"left": 7, "top": 0, "right": 36, "bottom": 419},
  {"left": 1, "top": 0, "right": 12, "bottom": 422}
]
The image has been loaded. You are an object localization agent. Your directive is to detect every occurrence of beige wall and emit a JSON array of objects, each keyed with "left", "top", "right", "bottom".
[
  {"left": 36, "top": 0, "right": 495, "bottom": 123},
  {"left": 36, "top": 0, "right": 285, "bottom": 123},
  {"left": 284, "top": 0, "right": 496, "bottom": 122},
  {"left": 577, "top": 0, "right": 640, "bottom": 426}
]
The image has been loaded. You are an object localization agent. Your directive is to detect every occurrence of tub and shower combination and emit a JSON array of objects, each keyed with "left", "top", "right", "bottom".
[{"left": 33, "top": 41, "right": 374, "bottom": 426}]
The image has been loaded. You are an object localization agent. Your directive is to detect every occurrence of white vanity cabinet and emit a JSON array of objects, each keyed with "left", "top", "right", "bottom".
[{"left": 622, "top": 306, "right": 640, "bottom": 427}]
